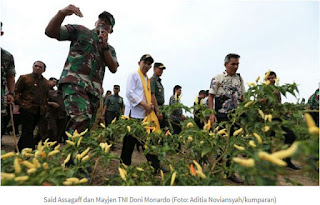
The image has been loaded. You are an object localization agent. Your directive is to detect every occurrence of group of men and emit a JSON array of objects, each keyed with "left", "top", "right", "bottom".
[{"left": 1, "top": 4, "right": 317, "bottom": 181}]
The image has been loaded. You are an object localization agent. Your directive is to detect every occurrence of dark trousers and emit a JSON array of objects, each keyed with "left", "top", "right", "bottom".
[
  {"left": 120, "top": 134, "right": 160, "bottom": 170},
  {"left": 47, "top": 117, "right": 67, "bottom": 142},
  {"left": 18, "top": 108, "right": 41, "bottom": 151},
  {"left": 105, "top": 111, "right": 120, "bottom": 126}
]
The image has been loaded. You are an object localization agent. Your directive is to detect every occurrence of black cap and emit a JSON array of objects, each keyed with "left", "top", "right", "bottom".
[
  {"left": 1, "top": 22, "right": 3, "bottom": 35},
  {"left": 98, "top": 11, "right": 115, "bottom": 27},
  {"left": 154, "top": 62, "right": 166, "bottom": 69},
  {"left": 140, "top": 54, "right": 154, "bottom": 64},
  {"left": 114, "top": 85, "right": 120, "bottom": 89}
]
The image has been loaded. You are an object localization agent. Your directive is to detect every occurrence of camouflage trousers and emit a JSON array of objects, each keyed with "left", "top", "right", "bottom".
[{"left": 61, "top": 84, "right": 100, "bottom": 134}]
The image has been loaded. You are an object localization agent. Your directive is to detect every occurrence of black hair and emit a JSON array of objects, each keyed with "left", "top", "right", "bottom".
[
  {"left": 199, "top": 90, "right": 206, "bottom": 95},
  {"left": 267, "top": 71, "right": 277, "bottom": 77},
  {"left": 34, "top": 60, "right": 46, "bottom": 71},
  {"left": 173, "top": 85, "right": 182, "bottom": 95},
  {"left": 224, "top": 53, "right": 240, "bottom": 63}
]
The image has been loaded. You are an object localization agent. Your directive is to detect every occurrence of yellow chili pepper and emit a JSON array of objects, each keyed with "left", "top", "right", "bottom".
[
  {"left": 203, "top": 120, "right": 211, "bottom": 131},
  {"left": 169, "top": 164, "right": 174, "bottom": 172},
  {"left": 136, "top": 167, "right": 144, "bottom": 172},
  {"left": 249, "top": 140, "right": 257, "bottom": 148},
  {"left": 187, "top": 122, "right": 194, "bottom": 128},
  {"left": 265, "top": 80, "right": 270, "bottom": 85},
  {"left": 309, "top": 126, "right": 319, "bottom": 135},
  {"left": 1, "top": 152, "right": 15, "bottom": 159},
  {"left": 253, "top": 133, "right": 263, "bottom": 144},
  {"left": 54, "top": 144, "right": 60, "bottom": 150},
  {"left": 27, "top": 168, "right": 37, "bottom": 175},
  {"left": 263, "top": 126, "right": 270, "bottom": 132},
  {"left": 63, "top": 154, "right": 71, "bottom": 166},
  {"left": 244, "top": 101, "right": 254, "bottom": 108},
  {"left": 43, "top": 162, "right": 49, "bottom": 170},
  {"left": 33, "top": 158, "right": 41, "bottom": 168},
  {"left": 48, "top": 141, "right": 57, "bottom": 147},
  {"left": 160, "top": 170, "right": 164, "bottom": 181},
  {"left": 23, "top": 153, "right": 34, "bottom": 158},
  {"left": 21, "top": 161, "right": 35, "bottom": 169},
  {"left": 193, "top": 160, "right": 202, "bottom": 172},
  {"left": 233, "top": 128, "right": 243, "bottom": 136},
  {"left": 66, "top": 177, "right": 80, "bottom": 184},
  {"left": 264, "top": 70, "right": 271, "bottom": 80},
  {"left": 14, "top": 176, "right": 29, "bottom": 182},
  {"left": 79, "top": 178, "right": 88, "bottom": 184},
  {"left": 196, "top": 170, "right": 206, "bottom": 179},
  {"left": 258, "top": 151, "right": 287, "bottom": 166},
  {"left": 217, "top": 129, "right": 228, "bottom": 136},
  {"left": 187, "top": 136, "right": 193, "bottom": 142},
  {"left": 48, "top": 150, "right": 60, "bottom": 156},
  {"left": 247, "top": 82, "right": 256, "bottom": 87},
  {"left": 255, "top": 76, "right": 260, "bottom": 83},
  {"left": 233, "top": 157, "right": 255, "bottom": 167},
  {"left": 170, "top": 172, "right": 177, "bottom": 186},
  {"left": 1, "top": 172, "right": 15, "bottom": 180},
  {"left": 271, "top": 142, "right": 299, "bottom": 159},
  {"left": 81, "top": 155, "right": 90, "bottom": 162},
  {"left": 258, "top": 109, "right": 265, "bottom": 119},
  {"left": 100, "top": 123, "right": 106, "bottom": 128},
  {"left": 121, "top": 115, "right": 130, "bottom": 120},
  {"left": 21, "top": 148, "right": 32, "bottom": 153},
  {"left": 165, "top": 130, "right": 171, "bottom": 136},
  {"left": 105, "top": 144, "right": 112, "bottom": 154},
  {"left": 79, "top": 147, "right": 90, "bottom": 159},
  {"left": 111, "top": 117, "right": 117, "bottom": 124},
  {"left": 66, "top": 140, "right": 75, "bottom": 146},
  {"left": 127, "top": 126, "right": 131, "bottom": 133},
  {"left": 63, "top": 181, "right": 73, "bottom": 186},
  {"left": 233, "top": 144, "right": 245, "bottom": 151},
  {"left": 77, "top": 137, "right": 83, "bottom": 147},
  {"left": 14, "top": 158, "right": 21, "bottom": 174},
  {"left": 65, "top": 131, "right": 73, "bottom": 138},
  {"left": 80, "top": 128, "right": 88, "bottom": 136},
  {"left": 99, "top": 142, "right": 106, "bottom": 150},
  {"left": 118, "top": 168, "right": 127, "bottom": 181}
]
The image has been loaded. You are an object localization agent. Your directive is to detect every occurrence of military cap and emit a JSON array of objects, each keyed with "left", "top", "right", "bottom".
[
  {"left": 140, "top": 54, "right": 154, "bottom": 64},
  {"left": 114, "top": 85, "right": 120, "bottom": 89},
  {"left": 99, "top": 11, "right": 115, "bottom": 27},
  {"left": 154, "top": 62, "right": 166, "bottom": 69}
]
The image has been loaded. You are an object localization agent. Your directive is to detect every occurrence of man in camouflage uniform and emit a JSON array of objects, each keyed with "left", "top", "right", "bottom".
[
  {"left": 150, "top": 62, "right": 167, "bottom": 128},
  {"left": 14, "top": 61, "right": 49, "bottom": 151},
  {"left": 102, "top": 85, "right": 124, "bottom": 126},
  {"left": 45, "top": 4, "right": 119, "bottom": 133},
  {"left": 307, "top": 88, "right": 319, "bottom": 126},
  {"left": 1, "top": 22, "right": 16, "bottom": 139},
  {"left": 208, "top": 53, "right": 245, "bottom": 184}
]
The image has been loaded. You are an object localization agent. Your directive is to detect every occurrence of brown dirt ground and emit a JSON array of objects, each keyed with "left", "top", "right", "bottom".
[{"left": 1, "top": 134, "right": 319, "bottom": 186}]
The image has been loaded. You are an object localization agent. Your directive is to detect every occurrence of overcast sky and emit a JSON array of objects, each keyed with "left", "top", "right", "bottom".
[{"left": 1, "top": 0, "right": 319, "bottom": 110}]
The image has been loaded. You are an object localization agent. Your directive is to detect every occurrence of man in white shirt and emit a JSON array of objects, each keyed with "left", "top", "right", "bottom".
[{"left": 121, "top": 54, "right": 160, "bottom": 171}]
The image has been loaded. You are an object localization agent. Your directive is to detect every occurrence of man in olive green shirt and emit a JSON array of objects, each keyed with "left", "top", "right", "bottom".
[
  {"left": 150, "top": 62, "right": 166, "bottom": 128},
  {"left": 102, "top": 85, "right": 124, "bottom": 126}
]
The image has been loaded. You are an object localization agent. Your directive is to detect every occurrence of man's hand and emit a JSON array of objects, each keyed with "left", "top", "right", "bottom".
[
  {"left": 6, "top": 94, "right": 14, "bottom": 105},
  {"left": 181, "top": 114, "right": 186, "bottom": 121},
  {"left": 48, "top": 102, "right": 59, "bottom": 108},
  {"left": 98, "top": 30, "right": 109, "bottom": 51},
  {"left": 157, "top": 113, "right": 163, "bottom": 121},
  {"left": 209, "top": 114, "right": 218, "bottom": 125},
  {"left": 60, "top": 4, "right": 83, "bottom": 17}
]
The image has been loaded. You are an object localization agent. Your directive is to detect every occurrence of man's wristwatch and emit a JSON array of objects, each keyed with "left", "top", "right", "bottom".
[
  {"left": 8, "top": 92, "right": 15, "bottom": 97},
  {"left": 102, "top": 46, "right": 110, "bottom": 52}
]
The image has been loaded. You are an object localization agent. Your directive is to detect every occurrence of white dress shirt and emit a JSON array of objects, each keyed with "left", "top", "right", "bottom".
[{"left": 124, "top": 71, "right": 148, "bottom": 119}]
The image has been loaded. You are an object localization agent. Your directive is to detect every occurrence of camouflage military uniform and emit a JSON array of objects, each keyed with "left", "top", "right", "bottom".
[
  {"left": 150, "top": 74, "right": 167, "bottom": 128},
  {"left": 104, "top": 94, "right": 124, "bottom": 126},
  {"left": 1, "top": 48, "right": 16, "bottom": 115},
  {"left": 307, "top": 89, "right": 319, "bottom": 126},
  {"left": 57, "top": 24, "right": 118, "bottom": 133}
]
